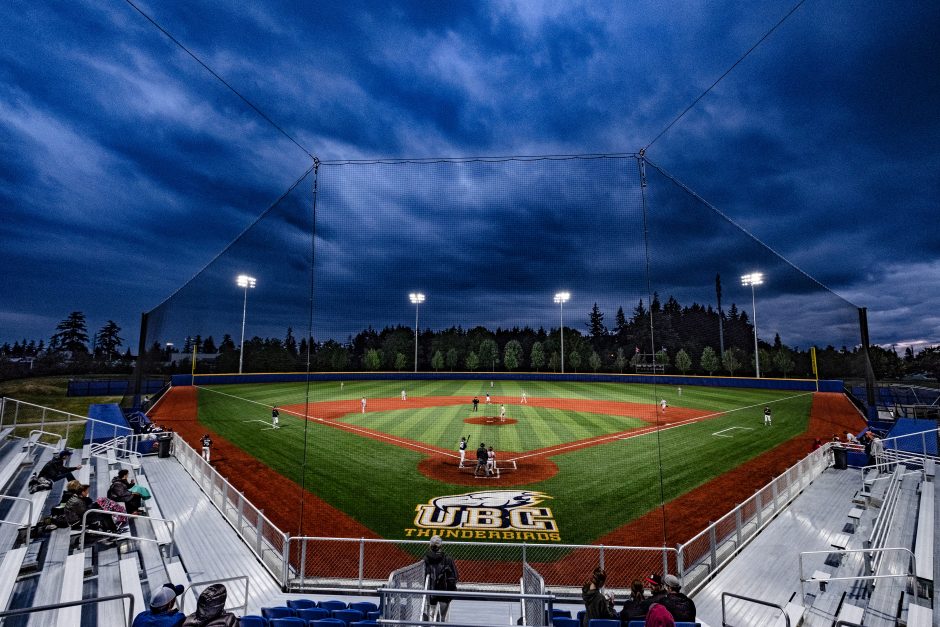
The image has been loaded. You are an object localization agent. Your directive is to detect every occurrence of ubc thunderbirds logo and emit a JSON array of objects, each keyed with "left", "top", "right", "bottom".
[{"left": 405, "top": 490, "right": 560, "bottom": 542}]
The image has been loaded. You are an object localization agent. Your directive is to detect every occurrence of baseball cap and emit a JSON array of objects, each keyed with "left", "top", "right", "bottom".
[
  {"left": 430, "top": 535, "right": 443, "bottom": 548},
  {"left": 663, "top": 574, "right": 681, "bottom": 589},
  {"left": 645, "top": 573, "right": 663, "bottom": 587},
  {"left": 150, "top": 586, "right": 178, "bottom": 609},
  {"left": 58, "top": 450, "right": 71, "bottom": 458}
]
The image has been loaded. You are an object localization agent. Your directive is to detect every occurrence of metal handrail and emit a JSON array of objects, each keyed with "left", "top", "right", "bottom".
[
  {"left": 0, "top": 592, "right": 134, "bottom": 625},
  {"left": 0, "top": 494, "right": 34, "bottom": 541},
  {"left": 25, "top": 429, "right": 64, "bottom": 451},
  {"left": 78, "top": 508, "right": 176, "bottom": 553},
  {"left": 720, "top": 591, "right": 790, "bottom": 627},
  {"left": 178, "top": 574, "right": 250, "bottom": 615},
  {"left": 798, "top": 547, "right": 917, "bottom": 601}
]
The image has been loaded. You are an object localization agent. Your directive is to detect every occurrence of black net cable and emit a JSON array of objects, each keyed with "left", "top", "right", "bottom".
[
  {"left": 298, "top": 162, "right": 319, "bottom": 536},
  {"left": 123, "top": 0, "right": 316, "bottom": 161},
  {"left": 643, "top": 0, "right": 809, "bottom": 152},
  {"left": 145, "top": 164, "right": 316, "bottom": 314},
  {"left": 643, "top": 157, "right": 859, "bottom": 308}
]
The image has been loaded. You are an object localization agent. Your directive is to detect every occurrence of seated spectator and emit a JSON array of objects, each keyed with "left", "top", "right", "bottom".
[
  {"left": 659, "top": 575, "right": 696, "bottom": 622},
  {"left": 581, "top": 567, "right": 617, "bottom": 626},
  {"left": 38, "top": 450, "right": 82, "bottom": 484},
  {"left": 62, "top": 483, "right": 119, "bottom": 535},
  {"left": 632, "top": 573, "right": 667, "bottom": 617},
  {"left": 645, "top": 603, "right": 675, "bottom": 627},
  {"left": 133, "top": 583, "right": 186, "bottom": 627},
  {"left": 619, "top": 579, "right": 646, "bottom": 624},
  {"left": 182, "top": 583, "right": 238, "bottom": 626},
  {"left": 108, "top": 469, "right": 143, "bottom": 514}
]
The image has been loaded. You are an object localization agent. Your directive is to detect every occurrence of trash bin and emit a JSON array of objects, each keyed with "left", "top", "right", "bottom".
[
  {"left": 157, "top": 434, "right": 172, "bottom": 458},
  {"left": 833, "top": 445, "right": 848, "bottom": 470}
]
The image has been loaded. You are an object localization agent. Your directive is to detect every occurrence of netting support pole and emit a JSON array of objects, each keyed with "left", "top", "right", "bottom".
[
  {"left": 858, "top": 307, "right": 877, "bottom": 416},
  {"left": 132, "top": 311, "right": 149, "bottom": 408}
]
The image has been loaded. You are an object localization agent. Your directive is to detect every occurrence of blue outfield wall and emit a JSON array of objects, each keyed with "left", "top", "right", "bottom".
[{"left": 172, "top": 371, "right": 842, "bottom": 393}]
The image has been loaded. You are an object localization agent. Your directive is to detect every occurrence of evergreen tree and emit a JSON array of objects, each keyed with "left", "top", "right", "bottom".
[
  {"left": 202, "top": 336, "right": 217, "bottom": 354},
  {"left": 395, "top": 352, "right": 407, "bottom": 371},
  {"left": 478, "top": 339, "right": 498, "bottom": 371},
  {"left": 588, "top": 351, "right": 602, "bottom": 372},
  {"left": 568, "top": 350, "right": 582, "bottom": 372},
  {"left": 285, "top": 327, "right": 298, "bottom": 356},
  {"left": 587, "top": 303, "right": 606, "bottom": 339},
  {"left": 614, "top": 307, "right": 627, "bottom": 336},
  {"left": 772, "top": 348, "right": 796, "bottom": 378},
  {"left": 95, "top": 320, "right": 123, "bottom": 364},
  {"left": 548, "top": 352, "right": 560, "bottom": 372},
  {"left": 50, "top": 311, "right": 89, "bottom": 353}
]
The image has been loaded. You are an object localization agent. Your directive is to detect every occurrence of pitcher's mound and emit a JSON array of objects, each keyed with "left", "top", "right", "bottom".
[{"left": 464, "top": 416, "right": 517, "bottom": 426}]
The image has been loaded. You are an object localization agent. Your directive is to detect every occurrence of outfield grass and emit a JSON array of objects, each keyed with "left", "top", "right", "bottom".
[
  {"left": 0, "top": 376, "right": 123, "bottom": 448},
  {"left": 197, "top": 380, "right": 812, "bottom": 544}
]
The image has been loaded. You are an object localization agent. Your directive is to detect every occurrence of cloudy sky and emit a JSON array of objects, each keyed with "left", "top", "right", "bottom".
[{"left": 1, "top": 1, "right": 937, "bottom": 353}]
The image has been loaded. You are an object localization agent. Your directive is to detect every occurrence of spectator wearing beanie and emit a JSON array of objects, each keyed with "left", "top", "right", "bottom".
[{"left": 660, "top": 574, "right": 696, "bottom": 622}]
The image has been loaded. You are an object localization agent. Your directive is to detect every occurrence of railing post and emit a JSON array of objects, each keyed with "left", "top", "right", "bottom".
[
  {"left": 735, "top": 508, "right": 743, "bottom": 546},
  {"left": 359, "top": 538, "right": 365, "bottom": 588},
  {"left": 522, "top": 542, "right": 527, "bottom": 565},
  {"left": 755, "top": 490, "right": 763, "bottom": 527},
  {"left": 281, "top": 535, "right": 290, "bottom": 588},
  {"left": 221, "top": 481, "right": 229, "bottom": 514},
  {"left": 675, "top": 545, "right": 683, "bottom": 579},
  {"left": 236, "top": 492, "right": 244, "bottom": 535},
  {"left": 255, "top": 510, "right": 264, "bottom": 554},
  {"left": 771, "top": 480, "right": 779, "bottom": 511},
  {"left": 598, "top": 545, "right": 605, "bottom": 570},
  {"left": 299, "top": 538, "right": 308, "bottom": 588},
  {"left": 709, "top": 523, "right": 717, "bottom": 571}
]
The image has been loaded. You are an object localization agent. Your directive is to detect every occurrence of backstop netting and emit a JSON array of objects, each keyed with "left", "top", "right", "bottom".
[{"left": 134, "top": 154, "right": 867, "bottom": 589}]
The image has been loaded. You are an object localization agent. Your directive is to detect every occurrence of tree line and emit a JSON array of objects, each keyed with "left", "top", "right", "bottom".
[{"left": 4, "top": 299, "right": 938, "bottom": 383}]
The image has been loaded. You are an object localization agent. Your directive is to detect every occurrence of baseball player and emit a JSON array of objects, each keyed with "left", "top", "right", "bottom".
[
  {"left": 458, "top": 437, "right": 467, "bottom": 468},
  {"left": 486, "top": 446, "right": 496, "bottom": 477},
  {"left": 201, "top": 433, "right": 212, "bottom": 462},
  {"left": 520, "top": 390, "right": 527, "bottom": 404},
  {"left": 763, "top": 406, "right": 772, "bottom": 426},
  {"left": 361, "top": 397, "right": 367, "bottom": 413},
  {"left": 485, "top": 393, "right": 491, "bottom": 404},
  {"left": 660, "top": 399, "right": 667, "bottom": 413},
  {"left": 271, "top": 406, "right": 280, "bottom": 429},
  {"left": 499, "top": 404, "right": 506, "bottom": 422},
  {"left": 472, "top": 396, "right": 479, "bottom": 412},
  {"left": 401, "top": 389, "right": 407, "bottom": 401}
]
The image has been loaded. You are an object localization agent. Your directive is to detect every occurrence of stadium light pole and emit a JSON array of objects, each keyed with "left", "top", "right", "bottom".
[
  {"left": 409, "top": 292, "right": 425, "bottom": 373},
  {"left": 741, "top": 272, "right": 764, "bottom": 378},
  {"left": 236, "top": 274, "right": 256, "bottom": 374},
  {"left": 554, "top": 292, "right": 570, "bottom": 373}
]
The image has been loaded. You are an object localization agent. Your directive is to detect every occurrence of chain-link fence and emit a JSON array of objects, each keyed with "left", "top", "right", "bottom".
[{"left": 521, "top": 562, "right": 547, "bottom": 626}]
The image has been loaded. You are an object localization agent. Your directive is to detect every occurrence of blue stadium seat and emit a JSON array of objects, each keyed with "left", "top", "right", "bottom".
[
  {"left": 551, "top": 609, "right": 572, "bottom": 618},
  {"left": 332, "top": 608, "right": 364, "bottom": 625},
  {"left": 553, "top": 618, "right": 579, "bottom": 627},
  {"left": 366, "top": 610, "right": 381, "bottom": 621},
  {"left": 577, "top": 610, "right": 586, "bottom": 624},
  {"left": 297, "top": 607, "right": 331, "bottom": 621},
  {"left": 262, "top": 606, "right": 296, "bottom": 619},
  {"left": 270, "top": 618, "right": 306, "bottom": 627},
  {"left": 311, "top": 619, "right": 347, "bottom": 627},
  {"left": 350, "top": 622, "right": 378, "bottom": 627},
  {"left": 240, "top": 617, "right": 268, "bottom": 627},
  {"left": 287, "top": 598, "right": 319, "bottom": 610},
  {"left": 319, "top": 599, "right": 348, "bottom": 612},
  {"left": 627, "top": 622, "right": 645, "bottom": 627},
  {"left": 588, "top": 620, "right": 620, "bottom": 627},
  {"left": 349, "top": 601, "right": 379, "bottom": 615}
]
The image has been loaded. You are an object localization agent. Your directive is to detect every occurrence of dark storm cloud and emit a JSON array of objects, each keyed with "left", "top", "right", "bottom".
[{"left": 0, "top": 1, "right": 937, "bottom": 352}]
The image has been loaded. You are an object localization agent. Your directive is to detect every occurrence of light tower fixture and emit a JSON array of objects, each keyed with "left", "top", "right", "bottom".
[
  {"left": 741, "top": 272, "right": 764, "bottom": 378},
  {"left": 409, "top": 292, "right": 425, "bottom": 373},
  {"left": 554, "top": 292, "right": 571, "bottom": 373},
  {"left": 236, "top": 274, "right": 257, "bottom": 374}
]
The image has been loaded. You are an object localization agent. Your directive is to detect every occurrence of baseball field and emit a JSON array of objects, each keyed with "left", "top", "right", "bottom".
[{"left": 150, "top": 378, "right": 848, "bottom": 547}]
